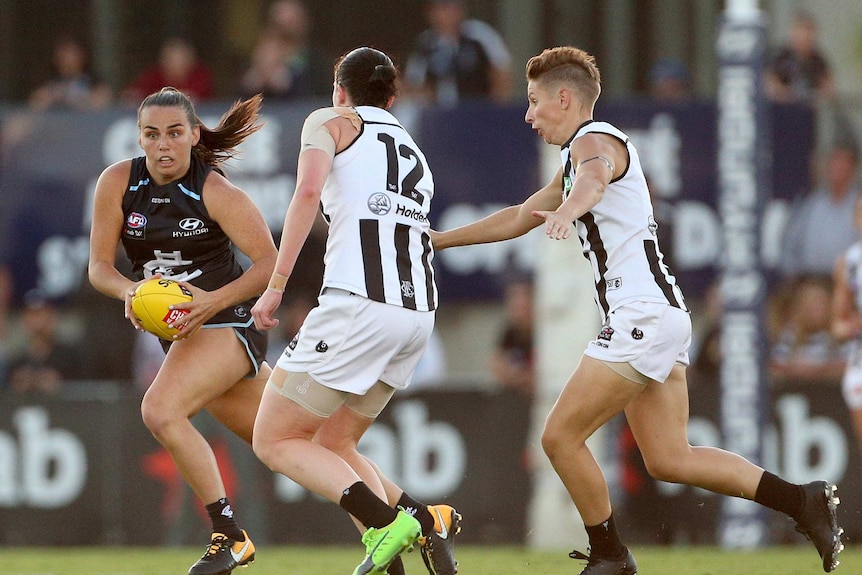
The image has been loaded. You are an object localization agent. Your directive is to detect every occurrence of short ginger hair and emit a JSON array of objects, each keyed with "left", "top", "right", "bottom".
[{"left": 526, "top": 46, "right": 601, "bottom": 105}]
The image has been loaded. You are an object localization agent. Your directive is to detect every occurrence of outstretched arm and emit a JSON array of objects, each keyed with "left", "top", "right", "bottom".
[
  {"left": 432, "top": 166, "right": 564, "bottom": 250},
  {"left": 532, "top": 133, "right": 623, "bottom": 240}
]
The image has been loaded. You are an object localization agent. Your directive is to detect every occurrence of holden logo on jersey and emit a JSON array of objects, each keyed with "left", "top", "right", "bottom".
[
  {"left": 368, "top": 193, "right": 392, "bottom": 215},
  {"left": 631, "top": 327, "right": 644, "bottom": 340},
  {"left": 400, "top": 280, "right": 415, "bottom": 298},
  {"left": 125, "top": 212, "right": 147, "bottom": 240},
  {"left": 173, "top": 218, "right": 209, "bottom": 238},
  {"left": 395, "top": 203, "right": 429, "bottom": 223}
]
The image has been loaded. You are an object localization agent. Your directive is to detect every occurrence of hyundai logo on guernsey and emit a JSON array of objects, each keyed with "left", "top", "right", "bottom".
[
  {"left": 125, "top": 212, "right": 147, "bottom": 239},
  {"left": 173, "top": 218, "right": 208, "bottom": 237}
]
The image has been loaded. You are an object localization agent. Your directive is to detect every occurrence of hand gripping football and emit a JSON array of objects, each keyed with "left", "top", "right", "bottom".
[{"left": 131, "top": 278, "right": 193, "bottom": 340}]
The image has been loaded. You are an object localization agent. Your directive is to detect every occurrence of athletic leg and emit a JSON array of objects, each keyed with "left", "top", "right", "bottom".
[
  {"left": 541, "top": 355, "right": 642, "bottom": 526},
  {"left": 625, "top": 364, "right": 764, "bottom": 496}
]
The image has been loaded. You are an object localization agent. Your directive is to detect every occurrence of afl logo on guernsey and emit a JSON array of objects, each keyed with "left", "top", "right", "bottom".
[
  {"left": 127, "top": 212, "right": 147, "bottom": 228},
  {"left": 125, "top": 212, "right": 147, "bottom": 240},
  {"left": 367, "top": 193, "right": 391, "bottom": 215}
]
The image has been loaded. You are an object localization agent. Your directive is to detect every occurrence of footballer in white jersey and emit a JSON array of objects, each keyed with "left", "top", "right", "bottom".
[
  {"left": 320, "top": 105, "right": 437, "bottom": 312},
  {"left": 562, "top": 121, "right": 686, "bottom": 319},
  {"left": 434, "top": 45, "right": 842, "bottom": 574},
  {"left": 252, "top": 47, "right": 458, "bottom": 575}
]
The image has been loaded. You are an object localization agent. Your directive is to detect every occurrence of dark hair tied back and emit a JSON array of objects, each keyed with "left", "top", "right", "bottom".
[
  {"left": 370, "top": 64, "right": 396, "bottom": 84},
  {"left": 335, "top": 47, "right": 398, "bottom": 108}
]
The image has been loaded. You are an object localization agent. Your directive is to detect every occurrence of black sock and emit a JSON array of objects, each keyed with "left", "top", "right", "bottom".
[
  {"left": 585, "top": 513, "right": 625, "bottom": 558},
  {"left": 754, "top": 471, "right": 805, "bottom": 518},
  {"left": 386, "top": 556, "right": 405, "bottom": 575},
  {"left": 205, "top": 497, "right": 244, "bottom": 541},
  {"left": 340, "top": 482, "right": 398, "bottom": 529},
  {"left": 397, "top": 492, "right": 435, "bottom": 536}
]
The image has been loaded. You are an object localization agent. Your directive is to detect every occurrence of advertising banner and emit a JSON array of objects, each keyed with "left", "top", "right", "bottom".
[
  {"left": 0, "top": 381, "right": 858, "bottom": 546},
  {"left": 715, "top": 8, "right": 770, "bottom": 547},
  {"left": 0, "top": 388, "right": 532, "bottom": 546},
  {"left": 0, "top": 100, "right": 812, "bottom": 305}
]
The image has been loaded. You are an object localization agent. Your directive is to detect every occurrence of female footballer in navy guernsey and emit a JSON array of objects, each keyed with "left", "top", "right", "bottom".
[
  {"left": 433, "top": 46, "right": 843, "bottom": 574},
  {"left": 89, "top": 88, "right": 276, "bottom": 575}
]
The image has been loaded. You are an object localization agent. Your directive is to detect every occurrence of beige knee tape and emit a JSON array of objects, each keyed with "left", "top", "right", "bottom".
[
  {"left": 269, "top": 369, "right": 347, "bottom": 417},
  {"left": 343, "top": 380, "right": 396, "bottom": 419}
]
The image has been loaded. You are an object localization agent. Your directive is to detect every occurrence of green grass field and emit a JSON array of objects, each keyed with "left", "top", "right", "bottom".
[{"left": 0, "top": 544, "right": 856, "bottom": 575}]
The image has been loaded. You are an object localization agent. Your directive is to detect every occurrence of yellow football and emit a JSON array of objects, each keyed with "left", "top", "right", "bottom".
[{"left": 131, "top": 278, "right": 193, "bottom": 340}]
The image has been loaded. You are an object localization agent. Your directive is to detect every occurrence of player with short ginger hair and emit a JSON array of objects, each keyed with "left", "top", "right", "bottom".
[{"left": 433, "top": 45, "right": 843, "bottom": 574}]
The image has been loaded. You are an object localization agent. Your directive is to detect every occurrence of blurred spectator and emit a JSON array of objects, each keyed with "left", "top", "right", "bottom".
[
  {"left": 68, "top": 249, "right": 136, "bottom": 384},
  {"left": 0, "top": 268, "right": 7, "bottom": 385},
  {"left": 768, "top": 274, "right": 846, "bottom": 383},
  {"left": 648, "top": 57, "right": 692, "bottom": 102},
  {"left": 239, "top": 0, "right": 331, "bottom": 100},
  {"left": 0, "top": 265, "right": 11, "bottom": 345},
  {"left": 832, "top": 195, "right": 862, "bottom": 465},
  {"left": 3, "top": 289, "right": 83, "bottom": 394},
  {"left": 123, "top": 37, "right": 214, "bottom": 103},
  {"left": 403, "top": 0, "right": 512, "bottom": 107},
  {"left": 765, "top": 10, "right": 836, "bottom": 104},
  {"left": 689, "top": 281, "right": 723, "bottom": 375},
  {"left": 28, "top": 36, "right": 112, "bottom": 111},
  {"left": 489, "top": 276, "right": 534, "bottom": 398},
  {"left": 779, "top": 138, "right": 861, "bottom": 278}
]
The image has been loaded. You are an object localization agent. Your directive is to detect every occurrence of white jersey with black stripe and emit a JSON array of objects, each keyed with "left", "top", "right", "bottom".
[
  {"left": 561, "top": 120, "right": 686, "bottom": 320},
  {"left": 844, "top": 241, "right": 862, "bottom": 312},
  {"left": 320, "top": 106, "right": 437, "bottom": 311}
]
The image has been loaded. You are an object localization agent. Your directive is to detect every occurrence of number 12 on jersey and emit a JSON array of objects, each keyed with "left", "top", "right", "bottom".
[{"left": 378, "top": 133, "right": 426, "bottom": 205}]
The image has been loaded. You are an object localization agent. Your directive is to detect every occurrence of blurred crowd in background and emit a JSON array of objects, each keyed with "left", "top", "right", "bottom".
[{"left": 1, "top": 1, "right": 861, "bottom": 461}]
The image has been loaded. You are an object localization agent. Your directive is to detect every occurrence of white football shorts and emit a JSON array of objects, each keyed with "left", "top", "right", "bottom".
[
  {"left": 842, "top": 342, "right": 862, "bottom": 409},
  {"left": 585, "top": 301, "right": 691, "bottom": 384},
  {"left": 275, "top": 288, "right": 435, "bottom": 394}
]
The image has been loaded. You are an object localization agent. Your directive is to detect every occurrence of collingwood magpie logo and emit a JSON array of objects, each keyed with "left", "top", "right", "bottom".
[
  {"left": 315, "top": 340, "right": 329, "bottom": 353},
  {"left": 368, "top": 193, "right": 391, "bottom": 215},
  {"left": 631, "top": 328, "right": 644, "bottom": 340}
]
